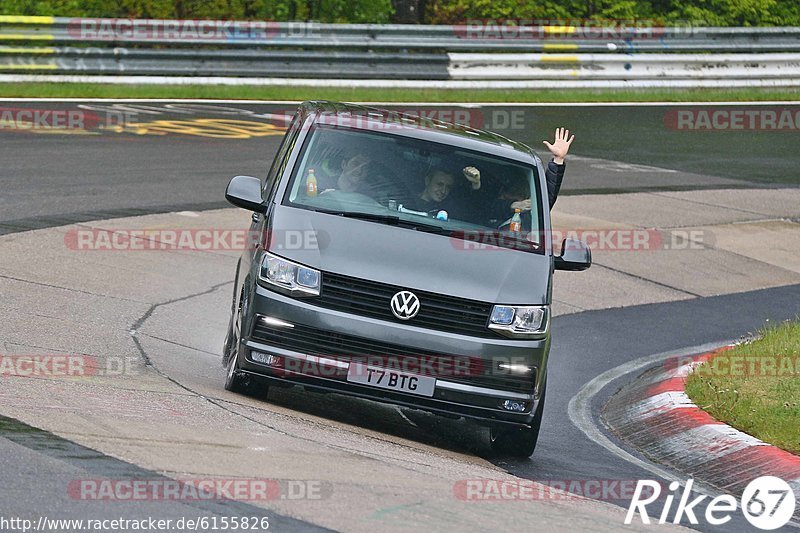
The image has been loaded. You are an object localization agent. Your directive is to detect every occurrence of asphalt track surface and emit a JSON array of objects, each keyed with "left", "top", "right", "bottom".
[
  {"left": 2, "top": 100, "right": 798, "bottom": 232},
  {"left": 0, "top": 416, "right": 324, "bottom": 532},
  {"left": 1, "top": 100, "right": 799, "bottom": 532}
]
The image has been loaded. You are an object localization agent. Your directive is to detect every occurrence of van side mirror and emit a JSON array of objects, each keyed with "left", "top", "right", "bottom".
[
  {"left": 225, "top": 175, "right": 265, "bottom": 213},
  {"left": 554, "top": 238, "right": 592, "bottom": 271}
]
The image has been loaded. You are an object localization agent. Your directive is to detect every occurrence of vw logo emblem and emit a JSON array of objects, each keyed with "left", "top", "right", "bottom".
[{"left": 390, "top": 291, "right": 420, "bottom": 320}]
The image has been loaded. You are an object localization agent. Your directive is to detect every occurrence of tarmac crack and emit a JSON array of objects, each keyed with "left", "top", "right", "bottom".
[
  {"left": 651, "top": 216, "right": 797, "bottom": 230},
  {"left": 3, "top": 340, "right": 98, "bottom": 357},
  {"left": 591, "top": 262, "right": 703, "bottom": 298},
  {"left": 553, "top": 298, "right": 587, "bottom": 312},
  {"left": 636, "top": 219, "right": 800, "bottom": 280},
  {"left": 0, "top": 201, "right": 230, "bottom": 237},
  {"left": 644, "top": 191, "right": 781, "bottom": 218},
  {"left": 127, "top": 281, "right": 453, "bottom": 475},
  {"left": 129, "top": 279, "right": 234, "bottom": 363},
  {"left": 0, "top": 272, "right": 147, "bottom": 304},
  {"left": 138, "top": 332, "right": 222, "bottom": 358}
]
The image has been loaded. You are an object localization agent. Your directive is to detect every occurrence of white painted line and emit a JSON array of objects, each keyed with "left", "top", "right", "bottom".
[
  {"left": 1, "top": 97, "right": 799, "bottom": 107},
  {"left": 791, "top": 479, "right": 800, "bottom": 502},
  {"left": 650, "top": 424, "right": 767, "bottom": 464},
  {"left": 2, "top": 73, "right": 800, "bottom": 89},
  {"left": 567, "top": 341, "right": 729, "bottom": 497},
  {"left": 571, "top": 158, "right": 679, "bottom": 174},
  {"left": 672, "top": 361, "right": 704, "bottom": 378},
  {"left": 705, "top": 423, "right": 768, "bottom": 447},
  {"left": 570, "top": 341, "right": 800, "bottom": 529},
  {"left": 622, "top": 390, "right": 696, "bottom": 421}
]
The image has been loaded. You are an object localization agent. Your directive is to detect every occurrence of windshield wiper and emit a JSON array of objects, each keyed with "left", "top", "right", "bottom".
[
  {"left": 400, "top": 220, "right": 454, "bottom": 235},
  {"left": 311, "top": 207, "right": 454, "bottom": 234},
  {"left": 311, "top": 208, "right": 401, "bottom": 224}
]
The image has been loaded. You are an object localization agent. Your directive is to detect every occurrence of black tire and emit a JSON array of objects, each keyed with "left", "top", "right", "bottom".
[
  {"left": 221, "top": 323, "right": 235, "bottom": 368},
  {"left": 222, "top": 258, "right": 241, "bottom": 364},
  {"left": 224, "top": 340, "right": 249, "bottom": 394},
  {"left": 223, "top": 288, "right": 250, "bottom": 394},
  {"left": 489, "top": 383, "right": 546, "bottom": 458},
  {"left": 223, "top": 287, "right": 269, "bottom": 399}
]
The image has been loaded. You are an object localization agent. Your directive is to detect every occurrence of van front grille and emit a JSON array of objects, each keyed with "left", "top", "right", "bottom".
[{"left": 312, "top": 271, "right": 496, "bottom": 338}]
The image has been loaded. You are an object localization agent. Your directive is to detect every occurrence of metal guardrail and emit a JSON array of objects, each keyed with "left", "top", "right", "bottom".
[
  {"left": 448, "top": 53, "right": 800, "bottom": 80},
  {"left": 0, "top": 47, "right": 450, "bottom": 79},
  {"left": 2, "top": 16, "right": 800, "bottom": 51},
  {"left": 1, "top": 15, "right": 800, "bottom": 85}
]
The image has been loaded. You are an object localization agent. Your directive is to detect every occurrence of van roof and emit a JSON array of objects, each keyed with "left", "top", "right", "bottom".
[{"left": 296, "top": 101, "right": 539, "bottom": 165}]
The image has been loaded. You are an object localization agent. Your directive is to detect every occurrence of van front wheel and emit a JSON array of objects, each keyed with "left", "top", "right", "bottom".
[
  {"left": 489, "top": 385, "right": 546, "bottom": 458},
  {"left": 224, "top": 288, "right": 251, "bottom": 395}
]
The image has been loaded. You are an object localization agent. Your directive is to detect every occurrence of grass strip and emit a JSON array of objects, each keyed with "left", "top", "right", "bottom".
[
  {"left": 685, "top": 319, "right": 800, "bottom": 455},
  {"left": 1, "top": 83, "right": 800, "bottom": 102}
]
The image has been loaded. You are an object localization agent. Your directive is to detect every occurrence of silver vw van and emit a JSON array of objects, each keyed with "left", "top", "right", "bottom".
[{"left": 222, "top": 102, "right": 590, "bottom": 457}]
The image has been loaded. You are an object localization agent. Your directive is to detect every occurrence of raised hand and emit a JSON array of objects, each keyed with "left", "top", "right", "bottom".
[
  {"left": 542, "top": 127, "right": 575, "bottom": 164},
  {"left": 462, "top": 166, "right": 481, "bottom": 189}
]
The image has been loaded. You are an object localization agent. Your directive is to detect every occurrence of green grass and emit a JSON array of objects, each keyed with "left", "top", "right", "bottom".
[
  {"left": 1, "top": 83, "right": 800, "bottom": 102},
  {"left": 685, "top": 319, "right": 800, "bottom": 455}
]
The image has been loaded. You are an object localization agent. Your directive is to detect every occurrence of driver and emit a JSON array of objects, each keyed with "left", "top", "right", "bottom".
[
  {"left": 315, "top": 152, "right": 406, "bottom": 205},
  {"left": 318, "top": 153, "right": 373, "bottom": 194}
]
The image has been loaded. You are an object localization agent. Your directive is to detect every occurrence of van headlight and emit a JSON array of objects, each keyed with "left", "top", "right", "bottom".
[
  {"left": 259, "top": 252, "right": 320, "bottom": 296},
  {"left": 489, "top": 305, "right": 548, "bottom": 338}
]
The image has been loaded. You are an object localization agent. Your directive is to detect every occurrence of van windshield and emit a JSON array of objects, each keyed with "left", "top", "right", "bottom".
[{"left": 284, "top": 125, "right": 544, "bottom": 252}]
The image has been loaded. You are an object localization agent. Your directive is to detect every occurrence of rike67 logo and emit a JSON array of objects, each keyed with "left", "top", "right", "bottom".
[{"left": 626, "top": 477, "right": 797, "bottom": 530}]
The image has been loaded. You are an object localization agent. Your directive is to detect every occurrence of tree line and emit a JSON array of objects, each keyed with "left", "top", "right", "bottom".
[{"left": 3, "top": 0, "right": 797, "bottom": 26}]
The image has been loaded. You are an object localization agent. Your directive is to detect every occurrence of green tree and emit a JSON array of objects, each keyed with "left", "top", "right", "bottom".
[
  {"left": 664, "top": 0, "right": 776, "bottom": 25},
  {"left": 2, "top": 0, "right": 799, "bottom": 24}
]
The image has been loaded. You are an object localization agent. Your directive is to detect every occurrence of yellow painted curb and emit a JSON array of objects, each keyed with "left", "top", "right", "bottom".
[
  {"left": 0, "top": 15, "right": 55, "bottom": 24},
  {"left": 543, "top": 44, "right": 579, "bottom": 51},
  {"left": 540, "top": 55, "right": 580, "bottom": 62},
  {"left": 0, "top": 46, "right": 55, "bottom": 54},
  {"left": 0, "top": 63, "right": 58, "bottom": 70},
  {"left": 543, "top": 26, "right": 576, "bottom": 35},
  {"left": 0, "top": 34, "right": 56, "bottom": 41}
]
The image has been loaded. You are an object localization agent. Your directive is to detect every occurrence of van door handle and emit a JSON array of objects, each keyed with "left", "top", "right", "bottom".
[{"left": 252, "top": 212, "right": 260, "bottom": 223}]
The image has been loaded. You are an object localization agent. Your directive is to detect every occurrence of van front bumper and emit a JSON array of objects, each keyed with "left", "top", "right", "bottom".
[{"left": 238, "top": 285, "right": 549, "bottom": 428}]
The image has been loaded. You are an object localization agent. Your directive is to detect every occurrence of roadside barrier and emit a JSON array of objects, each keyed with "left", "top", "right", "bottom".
[{"left": 1, "top": 16, "right": 799, "bottom": 86}]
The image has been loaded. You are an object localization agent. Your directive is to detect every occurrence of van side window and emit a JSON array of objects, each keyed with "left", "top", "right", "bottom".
[{"left": 263, "top": 113, "right": 302, "bottom": 199}]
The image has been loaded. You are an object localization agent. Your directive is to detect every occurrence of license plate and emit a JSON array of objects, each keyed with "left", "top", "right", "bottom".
[{"left": 346, "top": 362, "right": 435, "bottom": 397}]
